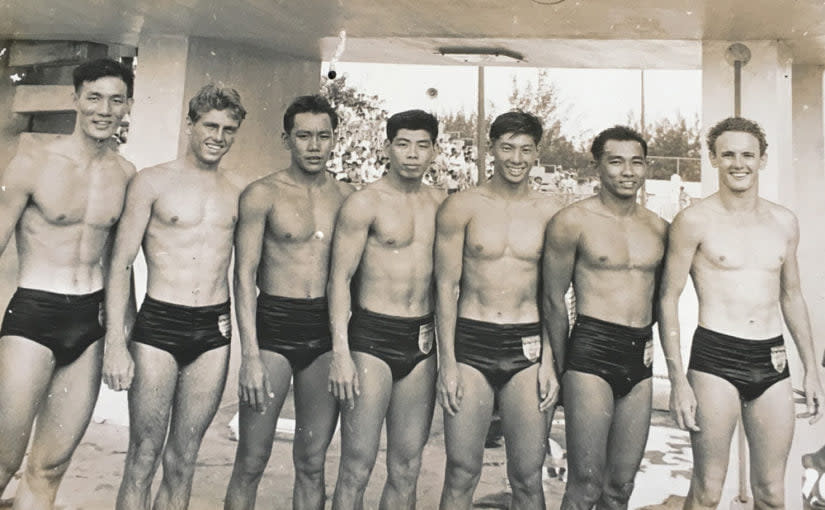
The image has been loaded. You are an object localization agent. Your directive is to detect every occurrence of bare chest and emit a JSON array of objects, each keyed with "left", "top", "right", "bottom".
[
  {"left": 465, "top": 205, "right": 545, "bottom": 261},
  {"left": 579, "top": 219, "right": 665, "bottom": 272},
  {"left": 31, "top": 157, "right": 128, "bottom": 228},
  {"left": 370, "top": 197, "right": 437, "bottom": 250},
  {"left": 153, "top": 183, "right": 238, "bottom": 230},
  {"left": 268, "top": 190, "right": 343, "bottom": 244},
  {"left": 699, "top": 224, "right": 787, "bottom": 271}
]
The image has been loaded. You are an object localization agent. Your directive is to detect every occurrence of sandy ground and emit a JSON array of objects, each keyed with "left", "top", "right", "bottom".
[
  {"left": 2, "top": 381, "right": 822, "bottom": 509},
  {"left": 1, "top": 389, "right": 694, "bottom": 510}
]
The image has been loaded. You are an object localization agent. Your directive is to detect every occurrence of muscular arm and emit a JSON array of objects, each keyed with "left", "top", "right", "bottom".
[
  {"left": 327, "top": 192, "right": 373, "bottom": 405},
  {"left": 232, "top": 183, "right": 273, "bottom": 411},
  {"left": 542, "top": 209, "right": 577, "bottom": 376},
  {"left": 102, "top": 171, "right": 155, "bottom": 390},
  {"left": 657, "top": 209, "right": 701, "bottom": 430},
  {"left": 0, "top": 154, "right": 35, "bottom": 254},
  {"left": 434, "top": 195, "right": 469, "bottom": 414},
  {"left": 234, "top": 184, "right": 269, "bottom": 361},
  {"left": 434, "top": 196, "right": 467, "bottom": 369},
  {"left": 778, "top": 212, "right": 823, "bottom": 421}
]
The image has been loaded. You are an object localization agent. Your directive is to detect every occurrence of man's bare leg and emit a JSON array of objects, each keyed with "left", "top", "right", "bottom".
[
  {"left": 742, "top": 378, "right": 794, "bottom": 510},
  {"left": 293, "top": 351, "right": 339, "bottom": 510},
  {"left": 332, "top": 352, "right": 392, "bottom": 510},
  {"left": 224, "top": 351, "right": 292, "bottom": 510},
  {"left": 498, "top": 365, "right": 548, "bottom": 510},
  {"left": 153, "top": 346, "right": 229, "bottom": 510},
  {"left": 380, "top": 356, "right": 436, "bottom": 510},
  {"left": 0, "top": 338, "right": 54, "bottom": 495},
  {"left": 684, "top": 370, "right": 741, "bottom": 510},
  {"left": 439, "top": 365, "right": 495, "bottom": 510},
  {"left": 13, "top": 340, "right": 102, "bottom": 510},
  {"left": 600, "top": 379, "right": 652, "bottom": 510},
  {"left": 560, "top": 371, "right": 615, "bottom": 510},
  {"left": 117, "top": 343, "right": 179, "bottom": 510}
]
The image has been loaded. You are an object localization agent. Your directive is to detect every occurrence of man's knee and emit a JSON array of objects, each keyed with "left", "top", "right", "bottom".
[
  {"left": 24, "top": 458, "right": 71, "bottom": 491},
  {"left": 162, "top": 445, "right": 199, "bottom": 484},
  {"left": 386, "top": 453, "right": 424, "bottom": 492},
  {"left": 293, "top": 446, "right": 325, "bottom": 486},
  {"left": 337, "top": 453, "right": 375, "bottom": 491},
  {"left": 690, "top": 476, "right": 725, "bottom": 508},
  {"left": 126, "top": 436, "right": 164, "bottom": 477},
  {"left": 565, "top": 469, "right": 604, "bottom": 506},
  {"left": 752, "top": 479, "right": 785, "bottom": 509},
  {"left": 601, "top": 478, "right": 635, "bottom": 506},
  {"left": 0, "top": 458, "right": 22, "bottom": 488},
  {"left": 233, "top": 448, "right": 272, "bottom": 485},
  {"left": 444, "top": 459, "right": 482, "bottom": 493}
]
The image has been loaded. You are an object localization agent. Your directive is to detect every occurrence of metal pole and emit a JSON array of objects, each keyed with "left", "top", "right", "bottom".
[
  {"left": 476, "top": 65, "right": 486, "bottom": 182},
  {"left": 640, "top": 69, "right": 646, "bottom": 137},
  {"left": 734, "top": 60, "right": 742, "bottom": 117}
]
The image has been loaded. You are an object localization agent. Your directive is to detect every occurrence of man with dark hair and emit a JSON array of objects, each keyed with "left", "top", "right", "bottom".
[
  {"left": 0, "top": 57, "right": 135, "bottom": 508},
  {"left": 660, "top": 116, "right": 823, "bottom": 509},
  {"left": 102, "top": 84, "right": 246, "bottom": 510},
  {"left": 224, "top": 94, "right": 352, "bottom": 510},
  {"left": 328, "top": 109, "right": 444, "bottom": 510},
  {"left": 544, "top": 125, "right": 667, "bottom": 509},
  {"left": 435, "top": 111, "right": 562, "bottom": 509}
]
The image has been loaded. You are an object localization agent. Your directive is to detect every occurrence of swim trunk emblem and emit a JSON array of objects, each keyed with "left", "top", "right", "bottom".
[
  {"left": 98, "top": 302, "right": 105, "bottom": 328},
  {"left": 218, "top": 313, "right": 232, "bottom": 339},
  {"left": 770, "top": 345, "right": 787, "bottom": 373},
  {"left": 643, "top": 339, "right": 653, "bottom": 367},
  {"left": 521, "top": 334, "right": 541, "bottom": 362},
  {"left": 418, "top": 322, "right": 434, "bottom": 354}
]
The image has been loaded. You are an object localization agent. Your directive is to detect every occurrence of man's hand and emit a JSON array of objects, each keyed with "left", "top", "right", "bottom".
[
  {"left": 670, "top": 377, "right": 700, "bottom": 431},
  {"left": 239, "top": 355, "right": 273, "bottom": 414},
  {"left": 795, "top": 372, "right": 825, "bottom": 424},
  {"left": 437, "top": 361, "right": 464, "bottom": 416},
  {"left": 538, "top": 361, "right": 560, "bottom": 412},
  {"left": 328, "top": 352, "right": 360, "bottom": 410},
  {"left": 102, "top": 341, "right": 134, "bottom": 391}
]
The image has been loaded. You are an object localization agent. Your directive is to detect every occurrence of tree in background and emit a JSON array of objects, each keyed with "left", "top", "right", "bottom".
[
  {"left": 626, "top": 113, "right": 702, "bottom": 182},
  {"left": 507, "top": 70, "right": 591, "bottom": 174}
]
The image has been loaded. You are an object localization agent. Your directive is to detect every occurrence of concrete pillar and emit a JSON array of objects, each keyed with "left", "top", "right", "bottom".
[
  {"left": 701, "top": 40, "right": 793, "bottom": 204},
  {"left": 94, "top": 35, "right": 322, "bottom": 425}
]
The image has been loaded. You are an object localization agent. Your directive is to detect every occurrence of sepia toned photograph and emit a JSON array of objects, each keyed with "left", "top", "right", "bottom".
[{"left": 1, "top": 1, "right": 824, "bottom": 509}]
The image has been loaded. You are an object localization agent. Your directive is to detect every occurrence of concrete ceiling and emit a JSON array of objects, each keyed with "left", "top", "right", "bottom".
[{"left": 2, "top": 0, "right": 825, "bottom": 68}]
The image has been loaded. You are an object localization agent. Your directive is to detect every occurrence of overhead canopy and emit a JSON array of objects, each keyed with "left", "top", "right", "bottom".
[{"left": 2, "top": 0, "right": 825, "bottom": 67}]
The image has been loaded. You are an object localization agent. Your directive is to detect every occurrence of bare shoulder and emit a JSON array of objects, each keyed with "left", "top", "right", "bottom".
[
  {"left": 109, "top": 151, "right": 137, "bottom": 179},
  {"left": 548, "top": 197, "right": 592, "bottom": 234},
  {"left": 428, "top": 185, "right": 448, "bottom": 205},
  {"left": 436, "top": 187, "right": 481, "bottom": 227},
  {"left": 536, "top": 191, "right": 565, "bottom": 218},
  {"left": 638, "top": 205, "right": 669, "bottom": 234},
  {"left": 669, "top": 195, "right": 711, "bottom": 239},
  {"left": 340, "top": 186, "right": 379, "bottom": 221},
  {"left": 761, "top": 198, "right": 798, "bottom": 235},
  {"left": 0, "top": 149, "right": 39, "bottom": 190},
  {"left": 239, "top": 176, "right": 275, "bottom": 207},
  {"left": 333, "top": 177, "right": 356, "bottom": 198}
]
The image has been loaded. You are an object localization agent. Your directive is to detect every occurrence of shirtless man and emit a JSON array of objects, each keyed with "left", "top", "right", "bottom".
[
  {"left": 0, "top": 58, "right": 135, "bottom": 509},
  {"left": 224, "top": 95, "right": 352, "bottom": 510},
  {"left": 327, "top": 110, "right": 444, "bottom": 510},
  {"left": 659, "top": 116, "right": 824, "bottom": 509},
  {"left": 544, "top": 126, "right": 667, "bottom": 509},
  {"left": 102, "top": 84, "right": 246, "bottom": 510},
  {"left": 435, "top": 111, "right": 562, "bottom": 510}
]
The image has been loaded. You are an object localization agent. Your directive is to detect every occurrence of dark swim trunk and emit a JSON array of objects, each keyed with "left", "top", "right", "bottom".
[
  {"left": 0, "top": 287, "right": 105, "bottom": 366},
  {"left": 688, "top": 326, "right": 789, "bottom": 401},
  {"left": 565, "top": 314, "right": 654, "bottom": 399},
  {"left": 454, "top": 317, "right": 542, "bottom": 390},
  {"left": 131, "top": 295, "right": 231, "bottom": 366},
  {"left": 256, "top": 293, "right": 331, "bottom": 372},
  {"left": 348, "top": 306, "right": 435, "bottom": 381}
]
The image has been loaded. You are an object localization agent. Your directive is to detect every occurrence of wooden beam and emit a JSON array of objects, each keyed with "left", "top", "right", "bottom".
[
  {"left": 9, "top": 40, "right": 107, "bottom": 67},
  {"left": 12, "top": 85, "right": 75, "bottom": 114}
]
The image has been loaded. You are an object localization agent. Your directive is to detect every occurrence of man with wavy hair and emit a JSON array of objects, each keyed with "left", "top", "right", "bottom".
[{"left": 103, "top": 84, "right": 246, "bottom": 510}]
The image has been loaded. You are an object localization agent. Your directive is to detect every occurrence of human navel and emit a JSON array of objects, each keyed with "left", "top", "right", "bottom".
[{"left": 171, "top": 216, "right": 179, "bottom": 223}]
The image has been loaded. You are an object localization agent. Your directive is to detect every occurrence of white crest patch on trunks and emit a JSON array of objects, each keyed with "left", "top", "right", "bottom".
[
  {"left": 418, "top": 322, "right": 434, "bottom": 354},
  {"left": 218, "top": 313, "right": 232, "bottom": 339},
  {"left": 521, "top": 334, "right": 541, "bottom": 362},
  {"left": 98, "top": 302, "right": 105, "bottom": 328},
  {"left": 643, "top": 339, "right": 654, "bottom": 367},
  {"left": 770, "top": 345, "right": 787, "bottom": 373}
]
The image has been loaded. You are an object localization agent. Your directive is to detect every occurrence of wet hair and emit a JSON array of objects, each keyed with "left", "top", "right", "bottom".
[
  {"left": 706, "top": 117, "right": 767, "bottom": 156},
  {"left": 590, "top": 125, "right": 648, "bottom": 160},
  {"left": 489, "top": 111, "right": 543, "bottom": 145},
  {"left": 187, "top": 84, "right": 247, "bottom": 124},
  {"left": 386, "top": 110, "right": 438, "bottom": 142},
  {"left": 73, "top": 58, "right": 134, "bottom": 98},
  {"left": 284, "top": 94, "right": 339, "bottom": 134}
]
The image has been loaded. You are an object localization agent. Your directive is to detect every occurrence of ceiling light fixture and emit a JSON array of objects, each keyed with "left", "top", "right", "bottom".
[{"left": 437, "top": 47, "right": 525, "bottom": 64}]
